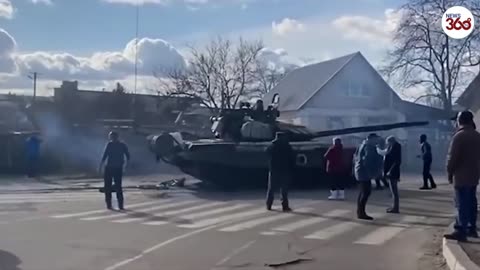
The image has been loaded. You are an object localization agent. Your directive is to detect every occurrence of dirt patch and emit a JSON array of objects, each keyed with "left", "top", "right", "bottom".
[{"left": 417, "top": 229, "right": 448, "bottom": 270}]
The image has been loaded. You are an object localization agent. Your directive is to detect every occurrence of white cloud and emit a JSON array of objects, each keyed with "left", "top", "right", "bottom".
[
  {"left": 272, "top": 18, "right": 305, "bottom": 36},
  {"left": 0, "top": 28, "right": 186, "bottom": 93},
  {"left": 0, "top": 0, "right": 13, "bottom": 19},
  {"left": 30, "top": 0, "right": 53, "bottom": 5},
  {"left": 332, "top": 9, "right": 402, "bottom": 45},
  {"left": 101, "top": 0, "right": 165, "bottom": 5}
]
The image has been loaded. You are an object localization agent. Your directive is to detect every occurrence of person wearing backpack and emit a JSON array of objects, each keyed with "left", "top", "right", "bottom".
[{"left": 354, "top": 133, "right": 384, "bottom": 220}]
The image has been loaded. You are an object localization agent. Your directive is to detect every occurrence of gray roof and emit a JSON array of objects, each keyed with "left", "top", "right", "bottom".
[{"left": 263, "top": 52, "right": 359, "bottom": 111}]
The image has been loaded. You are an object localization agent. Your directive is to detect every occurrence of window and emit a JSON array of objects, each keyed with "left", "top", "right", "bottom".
[{"left": 345, "top": 81, "right": 370, "bottom": 97}]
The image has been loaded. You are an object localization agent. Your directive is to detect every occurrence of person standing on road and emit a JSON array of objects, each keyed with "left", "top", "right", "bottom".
[
  {"left": 381, "top": 136, "right": 402, "bottom": 214},
  {"left": 25, "top": 134, "right": 41, "bottom": 178},
  {"left": 418, "top": 134, "right": 437, "bottom": 190},
  {"left": 99, "top": 131, "right": 130, "bottom": 210},
  {"left": 374, "top": 135, "right": 389, "bottom": 190},
  {"left": 354, "top": 133, "right": 384, "bottom": 220},
  {"left": 444, "top": 111, "right": 480, "bottom": 242},
  {"left": 324, "top": 137, "right": 346, "bottom": 200},
  {"left": 266, "top": 132, "right": 295, "bottom": 212}
]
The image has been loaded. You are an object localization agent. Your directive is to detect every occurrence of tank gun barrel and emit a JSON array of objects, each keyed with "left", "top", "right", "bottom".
[{"left": 311, "top": 121, "right": 429, "bottom": 138}]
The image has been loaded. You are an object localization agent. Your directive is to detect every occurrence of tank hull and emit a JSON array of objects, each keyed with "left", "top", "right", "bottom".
[{"left": 154, "top": 137, "right": 356, "bottom": 189}]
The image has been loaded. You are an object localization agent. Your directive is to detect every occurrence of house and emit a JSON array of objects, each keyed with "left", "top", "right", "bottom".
[
  {"left": 264, "top": 52, "right": 408, "bottom": 140},
  {"left": 456, "top": 72, "right": 480, "bottom": 127},
  {"left": 264, "top": 52, "right": 453, "bottom": 170}
]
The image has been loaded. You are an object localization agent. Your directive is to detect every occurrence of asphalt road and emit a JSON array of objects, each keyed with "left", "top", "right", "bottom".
[{"left": 0, "top": 175, "right": 453, "bottom": 270}]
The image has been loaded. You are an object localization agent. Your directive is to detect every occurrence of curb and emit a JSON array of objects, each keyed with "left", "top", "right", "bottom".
[{"left": 443, "top": 223, "right": 480, "bottom": 270}]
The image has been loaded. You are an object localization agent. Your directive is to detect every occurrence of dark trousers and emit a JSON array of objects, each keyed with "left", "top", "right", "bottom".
[
  {"left": 329, "top": 172, "right": 345, "bottom": 191},
  {"left": 357, "top": 181, "right": 372, "bottom": 216},
  {"left": 26, "top": 157, "right": 38, "bottom": 178},
  {"left": 388, "top": 178, "right": 399, "bottom": 210},
  {"left": 266, "top": 171, "right": 289, "bottom": 209},
  {"left": 454, "top": 186, "right": 478, "bottom": 235},
  {"left": 422, "top": 160, "right": 436, "bottom": 187},
  {"left": 104, "top": 167, "right": 124, "bottom": 209}
]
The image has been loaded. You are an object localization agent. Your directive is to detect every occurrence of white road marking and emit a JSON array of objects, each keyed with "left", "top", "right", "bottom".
[
  {"left": 81, "top": 200, "right": 197, "bottom": 221},
  {"left": 178, "top": 208, "right": 266, "bottom": 229},
  {"left": 104, "top": 224, "right": 219, "bottom": 270},
  {"left": 269, "top": 217, "right": 327, "bottom": 233},
  {"left": 213, "top": 240, "right": 256, "bottom": 268},
  {"left": 304, "top": 221, "right": 361, "bottom": 240},
  {"left": 51, "top": 201, "right": 164, "bottom": 218},
  {"left": 109, "top": 202, "right": 227, "bottom": 224},
  {"left": 354, "top": 226, "right": 405, "bottom": 245},
  {"left": 218, "top": 207, "right": 313, "bottom": 232},
  {"left": 179, "top": 204, "right": 251, "bottom": 220},
  {"left": 142, "top": 221, "right": 168, "bottom": 226}
]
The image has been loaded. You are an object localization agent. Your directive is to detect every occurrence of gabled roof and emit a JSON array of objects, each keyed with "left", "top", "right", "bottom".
[
  {"left": 263, "top": 52, "right": 359, "bottom": 111},
  {"left": 456, "top": 72, "right": 480, "bottom": 110}
]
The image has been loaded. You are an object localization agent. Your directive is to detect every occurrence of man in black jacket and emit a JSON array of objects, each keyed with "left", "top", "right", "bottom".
[
  {"left": 419, "top": 134, "right": 437, "bottom": 190},
  {"left": 99, "top": 131, "right": 130, "bottom": 210},
  {"left": 266, "top": 132, "right": 295, "bottom": 212},
  {"left": 383, "top": 136, "right": 402, "bottom": 213}
]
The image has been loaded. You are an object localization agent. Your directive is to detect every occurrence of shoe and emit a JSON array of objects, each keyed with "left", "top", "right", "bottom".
[
  {"left": 431, "top": 183, "right": 437, "bottom": 189},
  {"left": 282, "top": 207, "right": 292, "bottom": 212},
  {"left": 266, "top": 205, "right": 272, "bottom": 211},
  {"left": 387, "top": 208, "right": 399, "bottom": 214},
  {"left": 419, "top": 186, "right": 430, "bottom": 190},
  {"left": 107, "top": 206, "right": 113, "bottom": 210},
  {"left": 468, "top": 229, "right": 479, "bottom": 238},
  {"left": 328, "top": 190, "right": 339, "bottom": 200},
  {"left": 337, "top": 190, "right": 345, "bottom": 200},
  {"left": 357, "top": 214, "right": 374, "bottom": 220},
  {"left": 444, "top": 232, "right": 467, "bottom": 242}
]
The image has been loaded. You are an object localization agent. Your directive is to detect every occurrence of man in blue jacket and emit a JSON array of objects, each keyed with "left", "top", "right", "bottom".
[
  {"left": 26, "top": 134, "right": 41, "bottom": 178},
  {"left": 354, "top": 133, "right": 384, "bottom": 220}
]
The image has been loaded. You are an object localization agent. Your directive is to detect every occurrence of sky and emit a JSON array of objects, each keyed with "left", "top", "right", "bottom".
[{"left": 0, "top": 0, "right": 406, "bottom": 96}]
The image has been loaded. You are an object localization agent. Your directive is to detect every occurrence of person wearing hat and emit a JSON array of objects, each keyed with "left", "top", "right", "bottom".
[
  {"left": 266, "top": 132, "right": 295, "bottom": 212},
  {"left": 444, "top": 111, "right": 480, "bottom": 241},
  {"left": 99, "top": 131, "right": 131, "bottom": 210}
]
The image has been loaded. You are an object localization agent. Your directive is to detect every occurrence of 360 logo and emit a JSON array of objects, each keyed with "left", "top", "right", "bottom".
[{"left": 442, "top": 6, "right": 475, "bottom": 39}]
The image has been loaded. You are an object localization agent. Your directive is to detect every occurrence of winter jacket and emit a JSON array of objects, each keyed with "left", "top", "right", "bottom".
[
  {"left": 354, "top": 138, "right": 383, "bottom": 181},
  {"left": 324, "top": 144, "right": 344, "bottom": 174},
  {"left": 421, "top": 142, "right": 432, "bottom": 163},
  {"left": 384, "top": 141, "right": 402, "bottom": 180},
  {"left": 26, "top": 136, "right": 41, "bottom": 160},
  {"left": 447, "top": 125, "right": 480, "bottom": 187},
  {"left": 266, "top": 139, "right": 296, "bottom": 174}
]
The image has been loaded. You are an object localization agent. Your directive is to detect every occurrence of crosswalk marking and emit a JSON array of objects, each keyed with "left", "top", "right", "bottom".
[
  {"left": 179, "top": 204, "right": 251, "bottom": 220},
  {"left": 110, "top": 202, "right": 226, "bottom": 224},
  {"left": 269, "top": 217, "right": 327, "bottom": 233},
  {"left": 81, "top": 200, "right": 197, "bottom": 221},
  {"left": 51, "top": 201, "right": 164, "bottom": 218},
  {"left": 353, "top": 226, "right": 405, "bottom": 245},
  {"left": 353, "top": 215, "right": 424, "bottom": 245},
  {"left": 304, "top": 221, "right": 361, "bottom": 240},
  {"left": 178, "top": 208, "right": 267, "bottom": 229},
  {"left": 142, "top": 221, "right": 169, "bottom": 226},
  {"left": 218, "top": 207, "right": 313, "bottom": 232}
]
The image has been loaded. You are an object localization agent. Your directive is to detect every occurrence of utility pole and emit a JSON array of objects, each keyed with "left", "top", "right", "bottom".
[{"left": 28, "top": 72, "right": 40, "bottom": 104}]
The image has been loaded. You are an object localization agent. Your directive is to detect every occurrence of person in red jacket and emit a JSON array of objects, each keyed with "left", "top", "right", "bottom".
[{"left": 324, "top": 137, "right": 346, "bottom": 200}]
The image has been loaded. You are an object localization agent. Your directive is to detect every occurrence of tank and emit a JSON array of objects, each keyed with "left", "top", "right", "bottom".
[{"left": 148, "top": 94, "right": 429, "bottom": 189}]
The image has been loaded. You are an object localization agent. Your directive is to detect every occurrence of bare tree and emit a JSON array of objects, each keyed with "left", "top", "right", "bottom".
[
  {"left": 158, "top": 37, "right": 264, "bottom": 111},
  {"left": 251, "top": 60, "right": 288, "bottom": 98},
  {"left": 382, "top": 0, "right": 480, "bottom": 112}
]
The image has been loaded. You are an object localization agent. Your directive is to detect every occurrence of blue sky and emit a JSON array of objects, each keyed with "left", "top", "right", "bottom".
[{"left": 0, "top": 0, "right": 405, "bottom": 94}]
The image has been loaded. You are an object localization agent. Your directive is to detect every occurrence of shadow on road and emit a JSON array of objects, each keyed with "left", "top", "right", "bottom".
[{"left": 0, "top": 250, "right": 22, "bottom": 270}]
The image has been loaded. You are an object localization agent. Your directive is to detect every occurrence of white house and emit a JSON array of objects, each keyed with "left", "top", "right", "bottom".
[{"left": 264, "top": 52, "right": 407, "bottom": 142}]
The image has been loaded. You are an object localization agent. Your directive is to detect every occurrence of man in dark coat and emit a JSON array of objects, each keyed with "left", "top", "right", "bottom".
[
  {"left": 419, "top": 134, "right": 437, "bottom": 190},
  {"left": 382, "top": 136, "right": 402, "bottom": 213},
  {"left": 99, "top": 131, "right": 130, "bottom": 210},
  {"left": 266, "top": 132, "right": 295, "bottom": 212},
  {"left": 444, "top": 111, "right": 480, "bottom": 241},
  {"left": 25, "top": 134, "right": 41, "bottom": 178}
]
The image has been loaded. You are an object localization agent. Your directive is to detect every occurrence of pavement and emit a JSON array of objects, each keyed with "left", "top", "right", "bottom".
[{"left": 0, "top": 174, "right": 455, "bottom": 270}]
